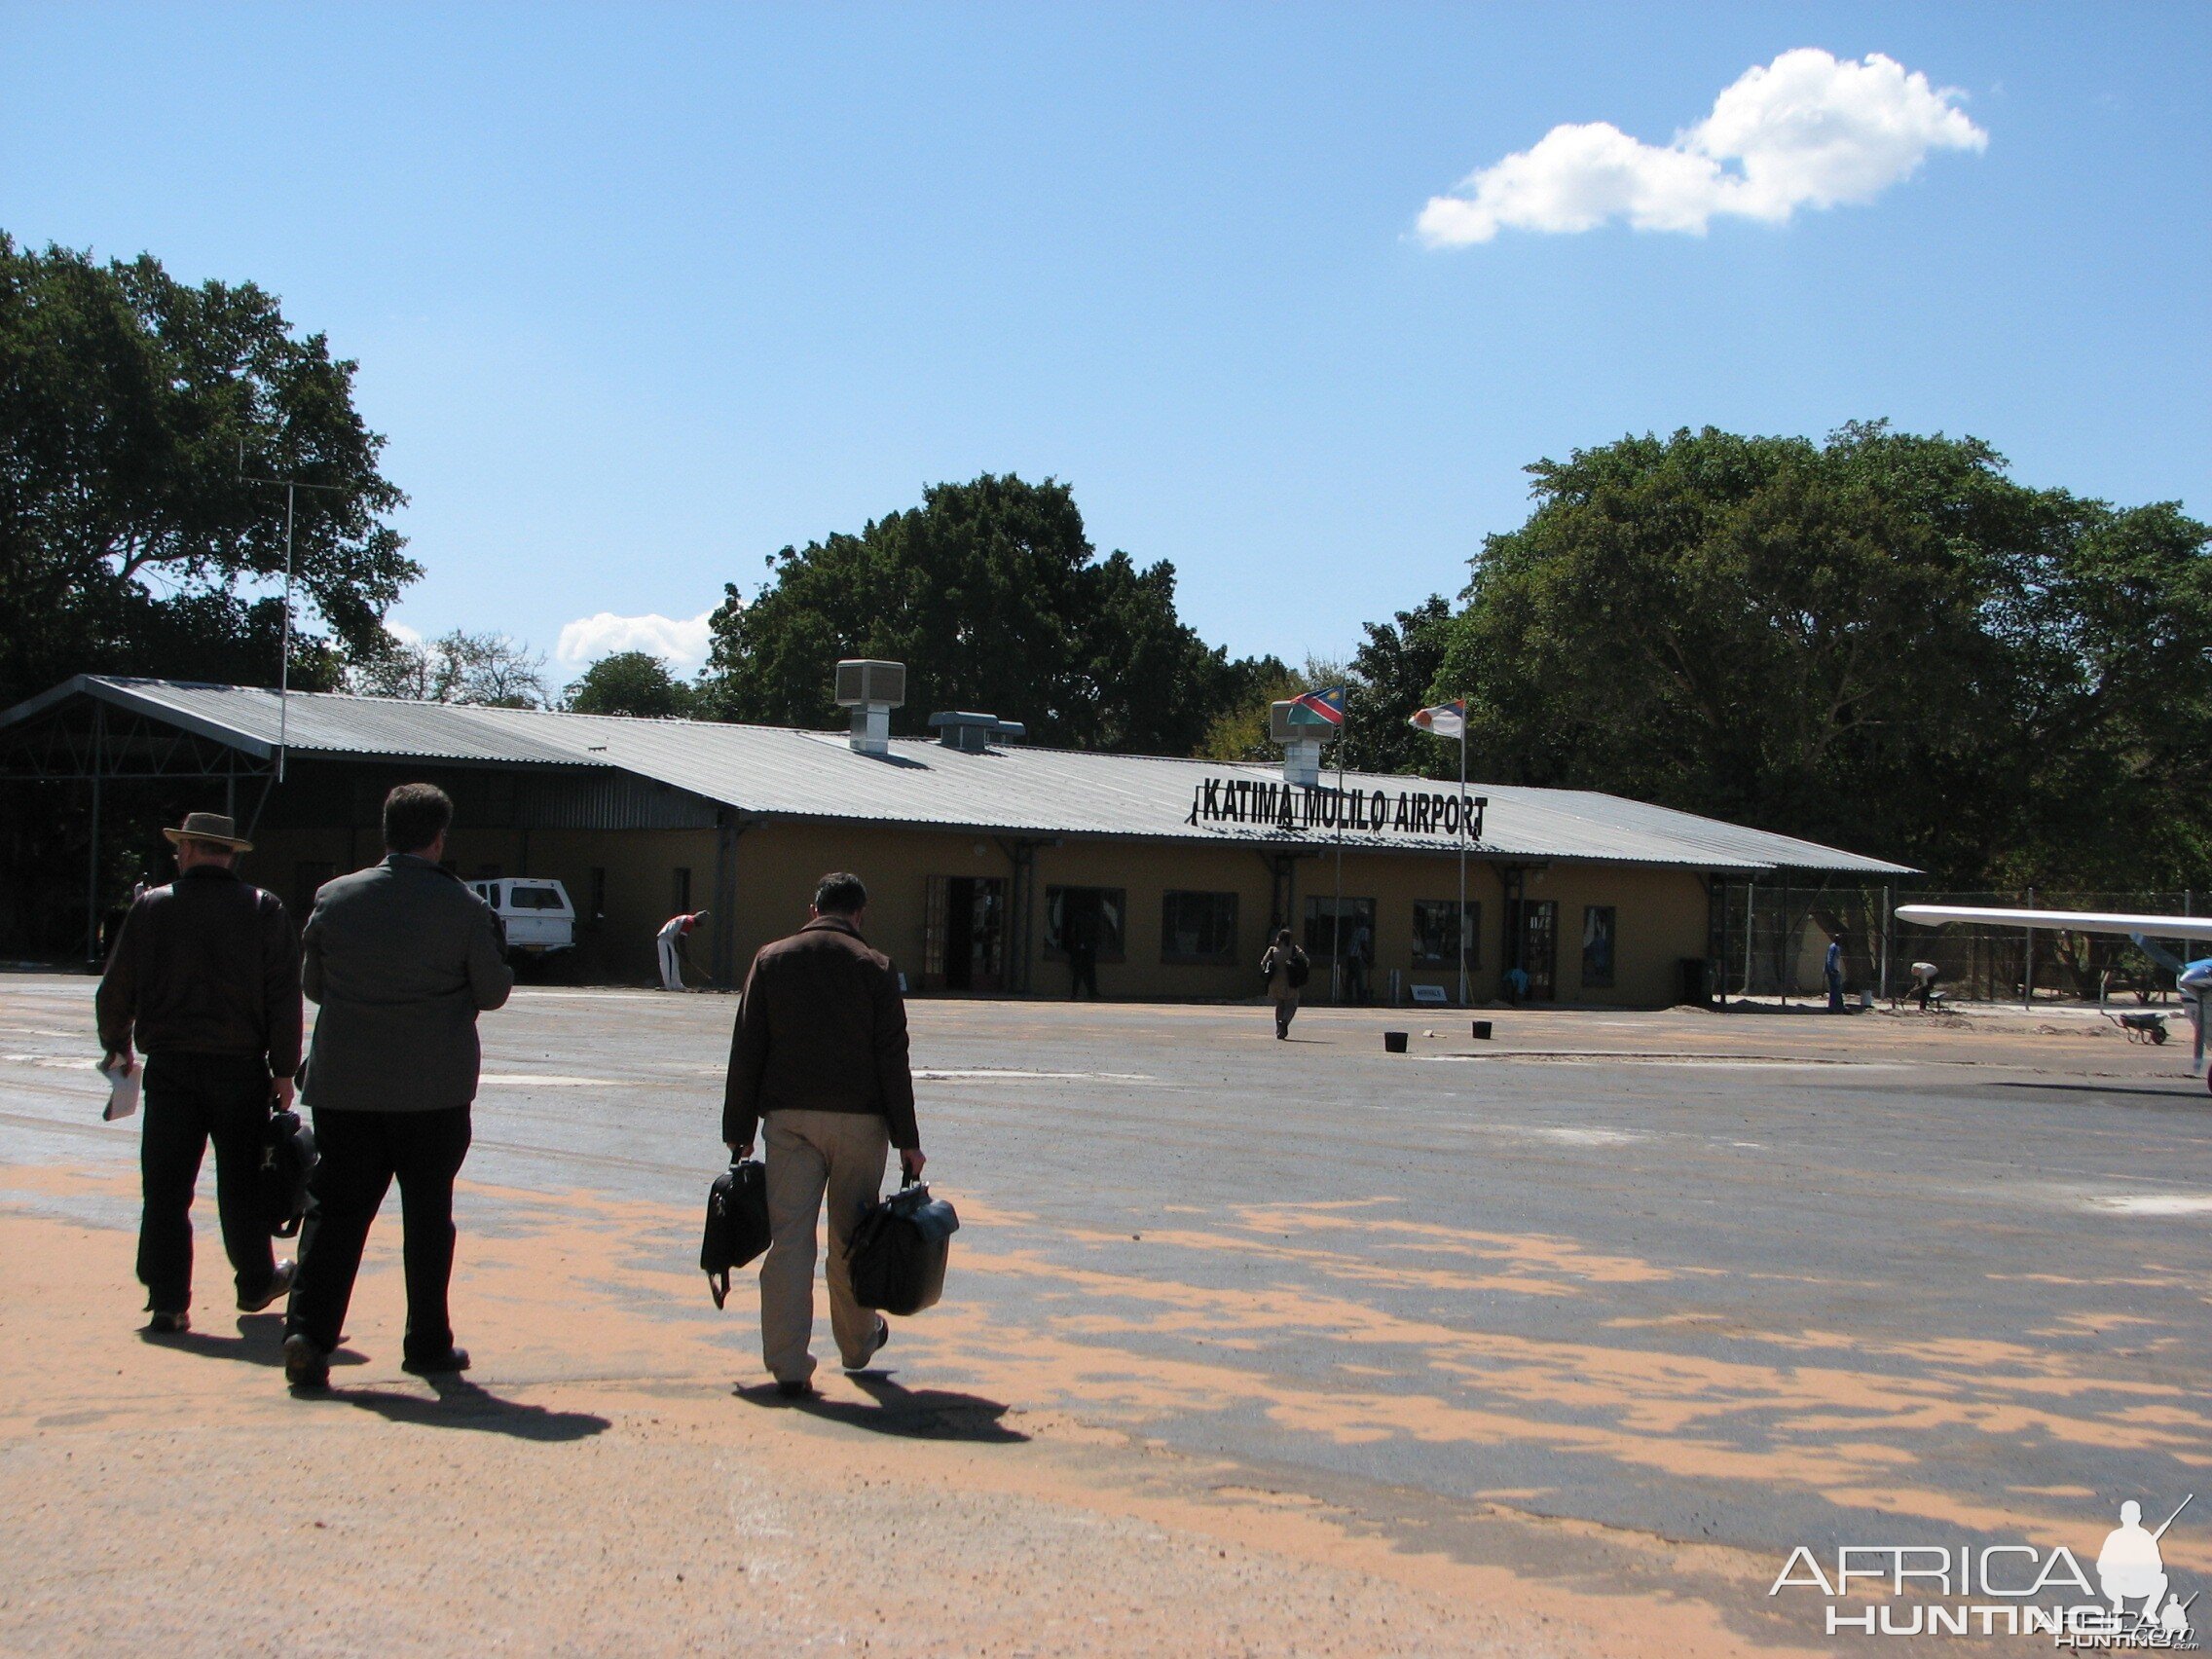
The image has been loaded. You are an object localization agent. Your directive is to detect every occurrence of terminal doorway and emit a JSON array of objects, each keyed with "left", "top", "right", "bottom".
[
  {"left": 923, "top": 874, "right": 1006, "bottom": 992},
  {"left": 1516, "top": 899, "right": 1558, "bottom": 1000}
]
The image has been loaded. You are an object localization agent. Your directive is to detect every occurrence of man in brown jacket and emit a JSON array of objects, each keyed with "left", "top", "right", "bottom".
[
  {"left": 96, "top": 811, "right": 303, "bottom": 1333},
  {"left": 723, "top": 871, "right": 923, "bottom": 1396}
]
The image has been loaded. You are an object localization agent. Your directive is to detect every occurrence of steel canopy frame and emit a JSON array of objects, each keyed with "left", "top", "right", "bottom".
[{"left": 0, "top": 687, "right": 278, "bottom": 965}]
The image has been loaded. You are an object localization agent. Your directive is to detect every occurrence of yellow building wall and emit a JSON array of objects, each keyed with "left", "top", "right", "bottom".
[
  {"left": 237, "top": 814, "right": 1714, "bottom": 1008},
  {"left": 727, "top": 825, "right": 1712, "bottom": 1009}
]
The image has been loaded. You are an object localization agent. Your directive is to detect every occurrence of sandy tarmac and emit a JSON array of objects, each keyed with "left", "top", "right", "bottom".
[
  {"left": 0, "top": 1196, "right": 1787, "bottom": 1657},
  {"left": 5, "top": 981, "right": 2206, "bottom": 1655}
]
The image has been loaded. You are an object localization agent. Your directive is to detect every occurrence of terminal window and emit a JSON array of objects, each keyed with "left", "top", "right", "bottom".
[
  {"left": 1161, "top": 891, "right": 1238, "bottom": 964},
  {"left": 1303, "top": 896, "right": 1375, "bottom": 960},
  {"left": 1412, "top": 901, "right": 1480, "bottom": 968},
  {"left": 1045, "top": 886, "right": 1125, "bottom": 962},
  {"left": 1581, "top": 905, "right": 1616, "bottom": 988}
]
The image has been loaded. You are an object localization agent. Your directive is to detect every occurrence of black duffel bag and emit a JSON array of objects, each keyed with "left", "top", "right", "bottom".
[
  {"left": 848, "top": 1174, "right": 959, "bottom": 1316},
  {"left": 258, "top": 1107, "right": 317, "bottom": 1239},
  {"left": 701, "top": 1158, "right": 771, "bottom": 1309}
]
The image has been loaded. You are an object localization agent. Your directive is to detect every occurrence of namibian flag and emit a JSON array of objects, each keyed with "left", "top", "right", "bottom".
[
  {"left": 1408, "top": 699, "right": 1466, "bottom": 740},
  {"left": 1286, "top": 685, "right": 1347, "bottom": 727}
]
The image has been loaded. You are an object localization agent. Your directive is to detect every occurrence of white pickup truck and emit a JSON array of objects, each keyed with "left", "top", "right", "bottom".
[{"left": 467, "top": 877, "right": 577, "bottom": 963}]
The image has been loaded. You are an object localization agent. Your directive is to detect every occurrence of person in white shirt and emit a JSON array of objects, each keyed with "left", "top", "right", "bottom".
[{"left": 657, "top": 909, "right": 711, "bottom": 991}]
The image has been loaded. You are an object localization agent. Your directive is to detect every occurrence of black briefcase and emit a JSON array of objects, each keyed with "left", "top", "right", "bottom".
[
  {"left": 701, "top": 1158, "right": 771, "bottom": 1309},
  {"left": 257, "top": 1108, "right": 317, "bottom": 1239},
  {"left": 848, "top": 1175, "right": 960, "bottom": 1316}
]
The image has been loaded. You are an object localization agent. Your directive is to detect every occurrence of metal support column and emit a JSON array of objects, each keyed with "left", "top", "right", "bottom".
[
  {"left": 85, "top": 702, "right": 104, "bottom": 968},
  {"left": 709, "top": 815, "right": 747, "bottom": 991}
]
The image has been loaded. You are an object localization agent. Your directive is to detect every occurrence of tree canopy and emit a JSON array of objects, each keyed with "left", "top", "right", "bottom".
[
  {"left": 1432, "top": 423, "right": 2212, "bottom": 887},
  {"left": 696, "top": 473, "right": 1270, "bottom": 753},
  {"left": 0, "top": 234, "right": 412, "bottom": 709},
  {"left": 563, "top": 649, "right": 693, "bottom": 718}
]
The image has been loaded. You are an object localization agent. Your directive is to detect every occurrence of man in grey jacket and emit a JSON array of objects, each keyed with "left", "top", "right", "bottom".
[{"left": 282, "top": 783, "right": 513, "bottom": 1391}]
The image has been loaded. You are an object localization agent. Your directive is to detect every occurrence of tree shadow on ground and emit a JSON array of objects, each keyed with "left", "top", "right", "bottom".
[
  {"left": 327, "top": 1376, "right": 610, "bottom": 1442},
  {"left": 141, "top": 1312, "right": 369, "bottom": 1372},
  {"left": 734, "top": 1372, "right": 1028, "bottom": 1443}
]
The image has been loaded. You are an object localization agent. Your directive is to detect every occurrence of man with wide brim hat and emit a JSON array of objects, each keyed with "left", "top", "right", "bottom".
[
  {"left": 97, "top": 810, "right": 302, "bottom": 1335},
  {"left": 161, "top": 811, "right": 254, "bottom": 854}
]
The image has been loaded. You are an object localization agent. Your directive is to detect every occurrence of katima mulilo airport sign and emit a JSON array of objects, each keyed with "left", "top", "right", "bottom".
[{"left": 1185, "top": 777, "right": 1486, "bottom": 838}]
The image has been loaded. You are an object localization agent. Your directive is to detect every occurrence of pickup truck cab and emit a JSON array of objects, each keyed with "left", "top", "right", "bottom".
[{"left": 467, "top": 877, "right": 577, "bottom": 959}]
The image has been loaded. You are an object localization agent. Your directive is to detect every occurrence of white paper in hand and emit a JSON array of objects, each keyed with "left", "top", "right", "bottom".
[{"left": 100, "top": 1057, "right": 139, "bottom": 1122}]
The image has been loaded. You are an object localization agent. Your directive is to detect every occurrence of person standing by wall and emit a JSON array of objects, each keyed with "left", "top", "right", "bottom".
[
  {"left": 1260, "top": 928, "right": 1309, "bottom": 1040},
  {"left": 1345, "top": 919, "right": 1373, "bottom": 1005},
  {"left": 1825, "top": 938, "right": 1846, "bottom": 1013},
  {"left": 657, "top": 908, "right": 712, "bottom": 991},
  {"left": 282, "top": 784, "right": 514, "bottom": 1391},
  {"left": 1063, "top": 902, "right": 1100, "bottom": 1000},
  {"left": 723, "top": 872, "right": 923, "bottom": 1398},
  {"left": 95, "top": 812, "right": 303, "bottom": 1333}
]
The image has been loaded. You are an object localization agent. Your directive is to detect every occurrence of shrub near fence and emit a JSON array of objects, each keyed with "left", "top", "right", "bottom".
[{"left": 1710, "top": 887, "right": 2201, "bottom": 1004}]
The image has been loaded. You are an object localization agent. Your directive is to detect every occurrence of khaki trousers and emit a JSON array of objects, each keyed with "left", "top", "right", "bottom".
[{"left": 760, "top": 1109, "right": 890, "bottom": 1382}]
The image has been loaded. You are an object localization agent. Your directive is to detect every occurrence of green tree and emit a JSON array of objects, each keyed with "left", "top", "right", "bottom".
[
  {"left": 1432, "top": 423, "right": 2212, "bottom": 886},
  {"left": 1196, "top": 660, "right": 1302, "bottom": 761},
  {"left": 697, "top": 473, "right": 1266, "bottom": 753},
  {"left": 564, "top": 649, "right": 693, "bottom": 718},
  {"left": 1342, "top": 596, "right": 1456, "bottom": 777},
  {"left": 0, "top": 234, "right": 412, "bottom": 708}
]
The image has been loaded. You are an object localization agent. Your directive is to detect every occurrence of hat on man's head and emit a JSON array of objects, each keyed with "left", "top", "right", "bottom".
[{"left": 162, "top": 811, "right": 252, "bottom": 853}]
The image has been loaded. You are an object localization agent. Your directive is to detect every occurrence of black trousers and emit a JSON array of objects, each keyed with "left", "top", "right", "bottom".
[
  {"left": 138, "top": 1052, "right": 276, "bottom": 1314},
  {"left": 1067, "top": 949, "right": 1099, "bottom": 998},
  {"left": 287, "top": 1106, "right": 471, "bottom": 1361}
]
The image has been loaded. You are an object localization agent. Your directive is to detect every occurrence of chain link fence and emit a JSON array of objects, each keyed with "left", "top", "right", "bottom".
[{"left": 1710, "top": 885, "right": 2204, "bottom": 1005}]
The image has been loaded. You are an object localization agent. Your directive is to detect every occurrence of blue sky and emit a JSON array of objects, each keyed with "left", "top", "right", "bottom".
[{"left": 5, "top": 4, "right": 2206, "bottom": 686}]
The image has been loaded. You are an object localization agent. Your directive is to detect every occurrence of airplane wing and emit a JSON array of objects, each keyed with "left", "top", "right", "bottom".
[{"left": 1895, "top": 904, "right": 2212, "bottom": 941}]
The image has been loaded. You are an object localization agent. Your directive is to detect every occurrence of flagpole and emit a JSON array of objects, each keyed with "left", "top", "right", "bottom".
[
  {"left": 1334, "top": 686, "right": 1346, "bottom": 1006},
  {"left": 1457, "top": 696, "right": 1468, "bottom": 1007}
]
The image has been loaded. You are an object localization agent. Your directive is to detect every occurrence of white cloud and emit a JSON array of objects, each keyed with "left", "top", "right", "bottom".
[
  {"left": 555, "top": 608, "right": 718, "bottom": 672},
  {"left": 383, "top": 617, "right": 424, "bottom": 647},
  {"left": 1417, "top": 49, "right": 1986, "bottom": 247}
]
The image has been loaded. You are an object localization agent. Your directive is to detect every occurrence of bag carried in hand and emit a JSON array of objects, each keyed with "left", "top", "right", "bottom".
[
  {"left": 1286, "top": 951, "right": 1310, "bottom": 989},
  {"left": 700, "top": 1158, "right": 771, "bottom": 1309},
  {"left": 257, "top": 1108, "right": 317, "bottom": 1239},
  {"left": 848, "top": 1173, "right": 960, "bottom": 1316}
]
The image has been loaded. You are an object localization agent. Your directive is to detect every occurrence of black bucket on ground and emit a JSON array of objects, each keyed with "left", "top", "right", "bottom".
[
  {"left": 1470, "top": 1019, "right": 1493, "bottom": 1040},
  {"left": 1382, "top": 1031, "right": 1409, "bottom": 1053}
]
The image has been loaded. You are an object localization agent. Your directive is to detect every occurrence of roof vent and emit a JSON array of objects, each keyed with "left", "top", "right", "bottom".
[
  {"left": 1270, "top": 700, "right": 1338, "bottom": 789},
  {"left": 834, "top": 659, "right": 906, "bottom": 756},
  {"left": 928, "top": 711, "right": 1025, "bottom": 753}
]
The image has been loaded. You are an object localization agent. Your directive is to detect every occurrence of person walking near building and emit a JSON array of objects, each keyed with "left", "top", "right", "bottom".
[
  {"left": 1260, "top": 928, "right": 1309, "bottom": 1040},
  {"left": 1825, "top": 938, "right": 1846, "bottom": 1013},
  {"left": 723, "top": 872, "right": 923, "bottom": 1398},
  {"left": 1063, "top": 903, "right": 1100, "bottom": 1000},
  {"left": 95, "top": 812, "right": 303, "bottom": 1334},
  {"left": 657, "top": 907, "right": 712, "bottom": 991},
  {"left": 282, "top": 784, "right": 513, "bottom": 1391}
]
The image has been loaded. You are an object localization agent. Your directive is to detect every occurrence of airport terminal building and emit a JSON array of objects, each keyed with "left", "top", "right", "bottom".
[{"left": 2, "top": 674, "right": 1910, "bottom": 1005}]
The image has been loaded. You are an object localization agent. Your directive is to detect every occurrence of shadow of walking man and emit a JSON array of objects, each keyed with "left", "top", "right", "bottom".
[
  {"left": 324, "top": 1375, "right": 610, "bottom": 1443},
  {"left": 735, "top": 1371, "right": 1027, "bottom": 1444}
]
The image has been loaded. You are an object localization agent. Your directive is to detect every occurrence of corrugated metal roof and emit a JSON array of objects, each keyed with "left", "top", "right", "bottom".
[
  {"left": 21, "top": 679, "right": 1912, "bottom": 875},
  {"left": 63, "top": 678, "right": 600, "bottom": 766}
]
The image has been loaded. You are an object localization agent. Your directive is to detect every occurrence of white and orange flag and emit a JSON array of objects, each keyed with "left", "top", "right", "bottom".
[{"left": 1408, "top": 699, "right": 1466, "bottom": 740}]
